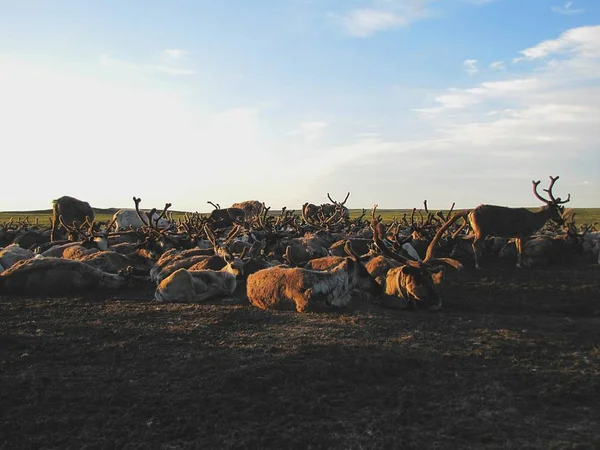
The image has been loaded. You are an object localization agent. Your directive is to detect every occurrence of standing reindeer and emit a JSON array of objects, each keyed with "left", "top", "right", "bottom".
[
  {"left": 50, "top": 196, "right": 95, "bottom": 242},
  {"left": 468, "top": 176, "right": 570, "bottom": 269}
]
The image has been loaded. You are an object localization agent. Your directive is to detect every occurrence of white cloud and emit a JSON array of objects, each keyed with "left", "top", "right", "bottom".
[
  {"left": 162, "top": 48, "right": 190, "bottom": 61},
  {"left": 337, "top": 0, "right": 433, "bottom": 37},
  {"left": 463, "top": 59, "right": 478, "bottom": 75},
  {"left": 289, "top": 121, "right": 328, "bottom": 141},
  {"left": 400, "top": 25, "right": 600, "bottom": 206},
  {"left": 339, "top": 9, "right": 408, "bottom": 37},
  {"left": 514, "top": 25, "right": 600, "bottom": 62},
  {"left": 489, "top": 61, "right": 505, "bottom": 71},
  {"left": 551, "top": 1, "right": 584, "bottom": 15}
]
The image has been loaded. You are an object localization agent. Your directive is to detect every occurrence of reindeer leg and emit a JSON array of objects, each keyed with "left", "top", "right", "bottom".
[
  {"left": 515, "top": 238, "right": 522, "bottom": 268},
  {"left": 472, "top": 238, "right": 482, "bottom": 269}
]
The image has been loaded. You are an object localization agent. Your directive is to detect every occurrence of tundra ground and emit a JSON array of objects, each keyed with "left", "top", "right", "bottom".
[{"left": 1, "top": 260, "right": 599, "bottom": 449}]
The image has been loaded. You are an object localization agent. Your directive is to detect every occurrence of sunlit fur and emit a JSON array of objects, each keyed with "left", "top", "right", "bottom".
[
  {"left": 154, "top": 268, "right": 237, "bottom": 303},
  {"left": 246, "top": 260, "right": 358, "bottom": 313},
  {"left": 383, "top": 265, "right": 444, "bottom": 310},
  {"left": 154, "top": 259, "right": 243, "bottom": 303}
]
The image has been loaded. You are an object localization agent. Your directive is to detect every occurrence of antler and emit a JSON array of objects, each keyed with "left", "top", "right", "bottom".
[
  {"left": 327, "top": 192, "right": 350, "bottom": 206},
  {"left": 133, "top": 197, "right": 150, "bottom": 226},
  {"left": 533, "top": 176, "right": 571, "bottom": 205}
]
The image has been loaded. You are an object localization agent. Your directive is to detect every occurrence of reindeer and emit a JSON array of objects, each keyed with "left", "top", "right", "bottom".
[
  {"left": 0, "top": 257, "right": 132, "bottom": 295},
  {"left": 206, "top": 201, "right": 246, "bottom": 228},
  {"left": 230, "top": 200, "right": 264, "bottom": 218},
  {"left": 302, "top": 192, "right": 351, "bottom": 229},
  {"left": 111, "top": 209, "right": 171, "bottom": 231},
  {"left": 0, "top": 244, "right": 34, "bottom": 271},
  {"left": 50, "top": 196, "right": 95, "bottom": 241},
  {"left": 154, "top": 257, "right": 244, "bottom": 303},
  {"left": 468, "top": 176, "right": 571, "bottom": 269},
  {"left": 370, "top": 205, "right": 464, "bottom": 310},
  {"left": 246, "top": 240, "right": 381, "bottom": 313}
]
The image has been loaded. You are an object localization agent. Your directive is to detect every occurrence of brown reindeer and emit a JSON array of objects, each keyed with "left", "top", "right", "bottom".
[
  {"left": 230, "top": 200, "right": 264, "bottom": 218},
  {"left": 370, "top": 205, "right": 465, "bottom": 310},
  {"left": 206, "top": 201, "right": 246, "bottom": 228},
  {"left": 468, "top": 176, "right": 570, "bottom": 268},
  {"left": 50, "top": 196, "right": 95, "bottom": 241},
  {"left": 246, "top": 241, "right": 380, "bottom": 313},
  {"left": 153, "top": 257, "right": 243, "bottom": 303}
]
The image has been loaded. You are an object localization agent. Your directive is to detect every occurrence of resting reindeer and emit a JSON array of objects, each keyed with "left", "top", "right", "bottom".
[
  {"left": 468, "top": 175, "right": 570, "bottom": 269},
  {"left": 370, "top": 205, "right": 465, "bottom": 310},
  {"left": 246, "top": 241, "right": 381, "bottom": 313},
  {"left": 154, "top": 256, "right": 243, "bottom": 303},
  {"left": 0, "top": 257, "right": 132, "bottom": 295}
]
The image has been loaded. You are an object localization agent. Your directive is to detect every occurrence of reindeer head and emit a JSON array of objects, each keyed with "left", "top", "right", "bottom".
[
  {"left": 343, "top": 240, "right": 382, "bottom": 297},
  {"left": 398, "top": 265, "right": 444, "bottom": 310},
  {"left": 532, "top": 176, "right": 571, "bottom": 226}
]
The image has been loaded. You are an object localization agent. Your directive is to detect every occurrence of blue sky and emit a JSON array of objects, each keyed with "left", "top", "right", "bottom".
[{"left": 1, "top": 0, "right": 598, "bottom": 211}]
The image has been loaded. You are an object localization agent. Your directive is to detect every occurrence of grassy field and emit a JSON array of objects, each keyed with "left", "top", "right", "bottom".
[{"left": 1, "top": 207, "right": 599, "bottom": 227}]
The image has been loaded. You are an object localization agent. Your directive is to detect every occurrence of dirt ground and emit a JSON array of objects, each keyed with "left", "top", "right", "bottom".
[{"left": 1, "top": 260, "right": 599, "bottom": 450}]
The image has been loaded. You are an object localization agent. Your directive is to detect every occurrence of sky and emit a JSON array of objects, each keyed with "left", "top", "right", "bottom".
[{"left": 1, "top": 0, "right": 599, "bottom": 212}]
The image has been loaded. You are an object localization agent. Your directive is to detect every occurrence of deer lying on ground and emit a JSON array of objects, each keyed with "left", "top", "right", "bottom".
[
  {"left": 111, "top": 208, "right": 171, "bottom": 231},
  {"left": 246, "top": 240, "right": 381, "bottom": 313},
  {"left": 0, "top": 257, "right": 132, "bottom": 295},
  {"left": 50, "top": 196, "right": 95, "bottom": 241},
  {"left": 0, "top": 244, "right": 34, "bottom": 271},
  {"left": 498, "top": 222, "right": 588, "bottom": 268},
  {"left": 468, "top": 176, "right": 570, "bottom": 269},
  {"left": 153, "top": 255, "right": 244, "bottom": 303},
  {"left": 370, "top": 205, "right": 465, "bottom": 310},
  {"left": 39, "top": 217, "right": 109, "bottom": 259}
]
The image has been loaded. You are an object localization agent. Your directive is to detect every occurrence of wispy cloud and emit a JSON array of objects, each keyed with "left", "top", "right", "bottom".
[
  {"left": 336, "top": 0, "right": 434, "bottom": 37},
  {"left": 489, "top": 60, "right": 505, "bottom": 71},
  {"left": 463, "top": 59, "right": 478, "bottom": 75},
  {"left": 162, "top": 48, "right": 190, "bottom": 61},
  {"left": 398, "top": 25, "right": 599, "bottom": 205},
  {"left": 551, "top": 1, "right": 584, "bottom": 15},
  {"left": 513, "top": 25, "right": 600, "bottom": 62},
  {"left": 100, "top": 53, "right": 196, "bottom": 77},
  {"left": 289, "top": 121, "right": 328, "bottom": 141},
  {"left": 154, "top": 66, "right": 196, "bottom": 76}
]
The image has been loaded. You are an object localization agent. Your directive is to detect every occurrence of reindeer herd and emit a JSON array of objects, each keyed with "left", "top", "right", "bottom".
[{"left": 0, "top": 176, "right": 598, "bottom": 312}]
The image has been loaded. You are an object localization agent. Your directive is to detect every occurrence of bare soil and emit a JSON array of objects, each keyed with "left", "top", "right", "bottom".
[{"left": 1, "top": 261, "right": 599, "bottom": 449}]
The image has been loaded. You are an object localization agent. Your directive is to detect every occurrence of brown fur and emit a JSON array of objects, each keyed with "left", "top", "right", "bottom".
[
  {"left": 154, "top": 258, "right": 243, "bottom": 303},
  {"left": 246, "top": 260, "right": 354, "bottom": 313},
  {"left": 230, "top": 200, "right": 263, "bottom": 218},
  {"left": 468, "top": 177, "right": 569, "bottom": 268}
]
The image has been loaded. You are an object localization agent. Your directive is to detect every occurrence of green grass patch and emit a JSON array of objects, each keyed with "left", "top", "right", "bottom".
[{"left": 1, "top": 207, "right": 599, "bottom": 228}]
